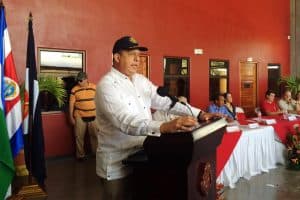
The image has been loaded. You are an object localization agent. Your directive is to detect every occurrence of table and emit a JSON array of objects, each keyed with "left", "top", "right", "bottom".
[
  {"left": 265, "top": 116, "right": 300, "bottom": 144},
  {"left": 217, "top": 125, "right": 283, "bottom": 188},
  {"left": 216, "top": 116, "right": 300, "bottom": 184},
  {"left": 216, "top": 131, "right": 241, "bottom": 177}
]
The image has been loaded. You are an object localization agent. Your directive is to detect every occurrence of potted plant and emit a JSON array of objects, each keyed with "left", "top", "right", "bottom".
[
  {"left": 38, "top": 76, "right": 66, "bottom": 109},
  {"left": 20, "top": 75, "right": 66, "bottom": 110},
  {"left": 278, "top": 76, "right": 300, "bottom": 96},
  {"left": 286, "top": 124, "right": 300, "bottom": 170}
]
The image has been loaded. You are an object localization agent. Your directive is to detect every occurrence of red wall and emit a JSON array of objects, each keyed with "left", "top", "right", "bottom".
[
  {"left": 41, "top": 113, "right": 74, "bottom": 157},
  {"left": 4, "top": 0, "right": 290, "bottom": 157}
]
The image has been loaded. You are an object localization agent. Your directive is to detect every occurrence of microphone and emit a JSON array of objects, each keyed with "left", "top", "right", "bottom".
[
  {"left": 156, "top": 86, "right": 194, "bottom": 117},
  {"left": 157, "top": 86, "right": 178, "bottom": 109},
  {"left": 156, "top": 86, "right": 179, "bottom": 109}
]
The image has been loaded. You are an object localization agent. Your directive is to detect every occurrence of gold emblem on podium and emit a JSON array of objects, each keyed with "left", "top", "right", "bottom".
[{"left": 197, "top": 162, "right": 212, "bottom": 196}]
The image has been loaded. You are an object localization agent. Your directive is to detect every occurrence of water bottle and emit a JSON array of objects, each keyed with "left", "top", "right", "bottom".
[
  {"left": 257, "top": 110, "right": 262, "bottom": 121},
  {"left": 254, "top": 107, "right": 262, "bottom": 121}
]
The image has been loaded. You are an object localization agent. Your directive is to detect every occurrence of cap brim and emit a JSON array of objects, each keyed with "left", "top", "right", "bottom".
[{"left": 128, "top": 46, "right": 148, "bottom": 51}]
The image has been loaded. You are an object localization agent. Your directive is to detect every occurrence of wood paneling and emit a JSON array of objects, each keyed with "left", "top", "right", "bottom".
[{"left": 240, "top": 62, "right": 257, "bottom": 117}]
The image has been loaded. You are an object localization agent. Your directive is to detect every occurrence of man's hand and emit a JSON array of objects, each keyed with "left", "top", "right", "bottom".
[
  {"left": 160, "top": 116, "right": 198, "bottom": 134},
  {"left": 198, "top": 112, "right": 219, "bottom": 121},
  {"left": 70, "top": 116, "right": 75, "bottom": 125}
]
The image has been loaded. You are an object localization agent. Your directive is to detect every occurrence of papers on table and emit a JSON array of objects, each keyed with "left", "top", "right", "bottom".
[
  {"left": 226, "top": 125, "right": 240, "bottom": 132},
  {"left": 248, "top": 123, "right": 259, "bottom": 128},
  {"left": 289, "top": 113, "right": 300, "bottom": 118},
  {"left": 287, "top": 114, "right": 297, "bottom": 121},
  {"left": 264, "top": 119, "right": 277, "bottom": 124},
  {"left": 251, "top": 118, "right": 277, "bottom": 125}
]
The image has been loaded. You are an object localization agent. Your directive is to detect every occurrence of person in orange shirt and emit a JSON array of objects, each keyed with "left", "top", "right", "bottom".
[{"left": 69, "top": 72, "right": 98, "bottom": 161}]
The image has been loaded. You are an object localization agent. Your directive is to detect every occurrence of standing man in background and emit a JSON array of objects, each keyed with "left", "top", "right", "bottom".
[
  {"left": 95, "top": 36, "right": 214, "bottom": 200},
  {"left": 69, "top": 72, "right": 98, "bottom": 161}
]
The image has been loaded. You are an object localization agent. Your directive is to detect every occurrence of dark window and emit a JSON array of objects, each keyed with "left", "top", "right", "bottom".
[
  {"left": 267, "top": 63, "right": 281, "bottom": 97},
  {"left": 163, "top": 57, "right": 190, "bottom": 101},
  {"left": 209, "top": 59, "right": 229, "bottom": 100}
]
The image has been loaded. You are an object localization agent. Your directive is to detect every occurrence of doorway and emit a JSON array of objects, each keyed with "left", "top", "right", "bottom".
[
  {"left": 267, "top": 64, "right": 281, "bottom": 97},
  {"left": 240, "top": 62, "right": 258, "bottom": 117}
]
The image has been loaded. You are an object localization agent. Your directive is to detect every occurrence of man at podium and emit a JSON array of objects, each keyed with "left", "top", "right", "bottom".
[{"left": 95, "top": 36, "right": 215, "bottom": 200}]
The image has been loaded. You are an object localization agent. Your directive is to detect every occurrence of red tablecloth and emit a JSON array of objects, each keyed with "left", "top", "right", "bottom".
[
  {"left": 216, "top": 131, "right": 242, "bottom": 177},
  {"left": 262, "top": 116, "right": 300, "bottom": 144}
]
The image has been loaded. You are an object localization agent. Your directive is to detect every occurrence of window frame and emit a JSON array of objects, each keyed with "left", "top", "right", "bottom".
[{"left": 209, "top": 59, "right": 230, "bottom": 101}]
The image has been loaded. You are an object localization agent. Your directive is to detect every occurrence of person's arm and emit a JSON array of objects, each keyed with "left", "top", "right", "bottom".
[
  {"left": 159, "top": 116, "right": 198, "bottom": 133},
  {"left": 96, "top": 81, "right": 163, "bottom": 136},
  {"left": 198, "top": 111, "right": 220, "bottom": 121},
  {"left": 261, "top": 101, "right": 282, "bottom": 116},
  {"left": 69, "top": 90, "right": 76, "bottom": 125},
  {"left": 277, "top": 99, "right": 285, "bottom": 111},
  {"left": 296, "top": 101, "right": 300, "bottom": 114},
  {"left": 207, "top": 104, "right": 215, "bottom": 113},
  {"left": 96, "top": 78, "right": 199, "bottom": 136},
  {"left": 205, "top": 104, "right": 223, "bottom": 117},
  {"left": 287, "top": 99, "right": 297, "bottom": 114},
  {"left": 265, "top": 103, "right": 283, "bottom": 116},
  {"left": 265, "top": 110, "right": 283, "bottom": 116},
  {"left": 221, "top": 106, "right": 234, "bottom": 122}
]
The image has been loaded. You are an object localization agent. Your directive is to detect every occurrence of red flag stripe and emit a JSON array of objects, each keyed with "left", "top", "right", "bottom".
[{"left": 4, "top": 52, "right": 20, "bottom": 114}]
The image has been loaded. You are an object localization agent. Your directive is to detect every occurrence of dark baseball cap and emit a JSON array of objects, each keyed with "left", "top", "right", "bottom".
[
  {"left": 112, "top": 36, "right": 148, "bottom": 54},
  {"left": 76, "top": 72, "right": 87, "bottom": 81}
]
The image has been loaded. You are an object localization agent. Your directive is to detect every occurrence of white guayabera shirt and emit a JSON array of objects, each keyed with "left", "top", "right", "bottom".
[{"left": 95, "top": 67, "right": 201, "bottom": 180}]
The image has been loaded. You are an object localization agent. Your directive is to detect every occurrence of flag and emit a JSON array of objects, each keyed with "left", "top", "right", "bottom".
[
  {"left": 0, "top": 110, "right": 14, "bottom": 200},
  {"left": 24, "top": 13, "right": 46, "bottom": 187},
  {"left": 1, "top": 5, "right": 29, "bottom": 179},
  {"left": 0, "top": 5, "right": 17, "bottom": 199}
]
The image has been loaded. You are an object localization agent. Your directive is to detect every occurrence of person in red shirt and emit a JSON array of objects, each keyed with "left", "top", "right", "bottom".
[{"left": 261, "top": 90, "right": 283, "bottom": 116}]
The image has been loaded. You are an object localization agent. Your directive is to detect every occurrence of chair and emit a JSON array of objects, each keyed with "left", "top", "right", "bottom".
[{"left": 236, "top": 106, "right": 246, "bottom": 121}]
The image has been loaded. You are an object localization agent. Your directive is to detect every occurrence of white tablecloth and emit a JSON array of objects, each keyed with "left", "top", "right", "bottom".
[{"left": 217, "top": 125, "right": 284, "bottom": 188}]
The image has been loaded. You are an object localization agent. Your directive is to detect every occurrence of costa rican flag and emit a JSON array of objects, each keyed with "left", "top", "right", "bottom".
[{"left": 1, "top": 6, "right": 24, "bottom": 157}]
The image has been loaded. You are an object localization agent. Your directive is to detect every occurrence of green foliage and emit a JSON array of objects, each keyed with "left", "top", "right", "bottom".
[
  {"left": 278, "top": 76, "right": 300, "bottom": 96},
  {"left": 19, "top": 76, "right": 66, "bottom": 108},
  {"left": 38, "top": 76, "right": 66, "bottom": 107}
]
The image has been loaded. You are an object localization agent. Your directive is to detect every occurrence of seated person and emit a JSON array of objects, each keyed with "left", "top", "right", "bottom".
[
  {"left": 261, "top": 90, "right": 283, "bottom": 116},
  {"left": 278, "top": 89, "right": 297, "bottom": 114},
  {"left": 295, "top": 91, "right": 300, "bottom": 113},
  {"left": 223, "top": 92, "right": 236, "bottom": 119},
  {"left": 208, "top": 93, "right": 234, "bottom": 122},
  {"left": 152, "top": 96, "right": 188, "bottom": 121}
]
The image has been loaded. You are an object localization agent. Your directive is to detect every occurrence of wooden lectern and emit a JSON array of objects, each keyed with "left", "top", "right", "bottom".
[{"left": 123, "top": 118, "right": 227, "bottom": 200}]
